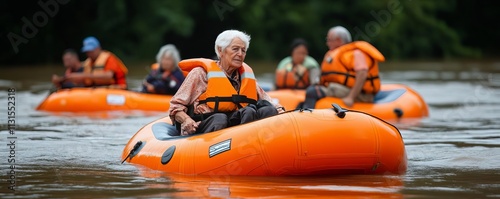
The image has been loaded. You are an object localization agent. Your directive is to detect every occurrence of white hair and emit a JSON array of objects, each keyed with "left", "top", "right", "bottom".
[
  {"left": 214, "top": 30, "right": 251, "bottom": 59},
  {"left": 156, "top": 44, "right": 181, "bottom": 66},
  {"left": 329, "top": 26, "right": 352, "bottom": 43}
]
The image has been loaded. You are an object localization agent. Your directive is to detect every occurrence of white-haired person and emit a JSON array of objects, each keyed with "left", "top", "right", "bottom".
[
  {"left": 168, "top": 30, "right": 284, "bottom": 136},
  {"left": 142, "top": 44, "right": 185, "bottom": 95},
  {"left": 302, "top": 26, "right": 385, "bottom": 108}
]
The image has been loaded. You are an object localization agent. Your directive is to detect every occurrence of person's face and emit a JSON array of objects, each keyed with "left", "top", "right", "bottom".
[
  {"left": 62, "top": 53, "right": 79, "bottom": 69},
  {"left": 85, "top": 47, "right": 101, "bottom": 61},
  {"left": 160, "top": 54, "right": 175, "bottom": 71},
  {"left": 326, "top": 31, "right": 343, "bottom": 50},
  {"left": 291, "top": 44, "right": 308, "bottom": 65},
  {"left": 219, "top": 37, "right": 246, "bottom": 69}
]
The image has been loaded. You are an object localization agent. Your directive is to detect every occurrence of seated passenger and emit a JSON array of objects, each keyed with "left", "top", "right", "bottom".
[
  {"left": 275, "top": 38, "right": 320, "bottom": 89},
  {"left": 303, "top": 26, "right": 385, "bottom": 108},
  {"left": 64, "top": 36, "right": 129, "bottom": 89},
  {"left": 142, "top": 44, "right": 185, "bottom": 95},
  {"left": 168, "top": 30, "right": 284, "bottom": 136},
  {"left": 51, "top": 49, "right": 84, "bottom": 89}
]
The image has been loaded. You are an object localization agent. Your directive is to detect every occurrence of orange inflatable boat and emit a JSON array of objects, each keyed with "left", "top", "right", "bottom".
[
  {"left": 36, "top": 88, "right": 171, "bottom": 112},
  {"left": 121, "top": 106, "right": 407, "bottom": 176},
  {"left": 268, "top": 84, "right": 428, "bottom": 122}
]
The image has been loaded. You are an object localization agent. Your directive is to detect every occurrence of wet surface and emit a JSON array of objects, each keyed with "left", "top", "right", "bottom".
[{"left": 1, "top": 61, "right": 500, "bottom": 198}]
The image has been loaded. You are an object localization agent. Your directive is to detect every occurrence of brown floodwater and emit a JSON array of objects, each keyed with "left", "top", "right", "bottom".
[{"left": 0, "top": 61, "right": 500, "bottom": 198}]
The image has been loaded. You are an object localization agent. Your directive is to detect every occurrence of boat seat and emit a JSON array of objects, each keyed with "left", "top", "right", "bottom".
[
  {"left": 152, "top": 122, "right": 182, "bottom": 140},
  {"left": 374, "top": 89, "right": 406, "bottom": 104}
]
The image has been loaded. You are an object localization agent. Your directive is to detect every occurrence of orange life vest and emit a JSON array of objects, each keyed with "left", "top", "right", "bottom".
[
  {"left": 320, "top": 41, "right": 385, "bottom": 94},
  {"left": 179, "top": 58, "right": 258, "bottom": 112},
  {"left": 150, "top": 63, "right": 159, "bottom": 70},
  {"left": 275, "top": 63, "right": 310, "bottom": 89},
  {"left": 83, "top": 51, "right": 116, "bottom": 86}
]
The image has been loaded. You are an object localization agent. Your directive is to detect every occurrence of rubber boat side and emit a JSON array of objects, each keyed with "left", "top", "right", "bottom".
[
  {"left": 122, "top": 108, "right": 407, "bottom": 176},
  {"left": 268, "top": 84, "right": 429, "bottom": 121},
  {"left": 36, "top": 88, "right": 171, "bottom": 112}
]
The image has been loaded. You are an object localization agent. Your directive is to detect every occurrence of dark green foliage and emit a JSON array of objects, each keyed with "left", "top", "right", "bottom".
[{"left": 0, "top": 0, "right": 496, "bottom": 65}]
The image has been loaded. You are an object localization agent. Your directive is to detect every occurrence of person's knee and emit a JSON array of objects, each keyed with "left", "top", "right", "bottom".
[
  {"left": 211, "top": 113, "right": 228, "bottom": 126},
  {"left": 305, "top": 85, "right": 325, "bottom": 99},
  {"left": 198, "top": 113, "right": 228, "bottom": 134},
  {"left": 240, "top": 107, "right": 257, "bottom": 123},
  {"left": 258, "top": 106, "right": 278, "bottom": 119}
]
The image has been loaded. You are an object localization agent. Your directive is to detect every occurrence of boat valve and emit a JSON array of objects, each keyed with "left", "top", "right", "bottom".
[
  {"left": 393, "top": 108, "right": 403, "bottom": 119},
  {"left": 331, "top": 103, "right": 347, "bottom": 118}
]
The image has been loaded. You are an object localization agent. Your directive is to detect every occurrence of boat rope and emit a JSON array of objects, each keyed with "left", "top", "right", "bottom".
[{"left": 344, "top": 108, "right": 403, "bottom": 138}]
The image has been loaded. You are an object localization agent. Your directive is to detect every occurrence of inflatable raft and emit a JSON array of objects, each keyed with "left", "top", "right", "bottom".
[
  {"left": 36, "top": 88, "right": 171, "bottom": 112},
  {"left": 268, "top": 84, "right": 428, "bottom": 121},
  {"left": 121, "top": 105, "right": 407, "bottom": 176}
]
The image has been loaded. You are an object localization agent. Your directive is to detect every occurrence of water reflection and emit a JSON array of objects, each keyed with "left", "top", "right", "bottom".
[{"left": 137, "top": 168, "right": 404, "bottom": 198}]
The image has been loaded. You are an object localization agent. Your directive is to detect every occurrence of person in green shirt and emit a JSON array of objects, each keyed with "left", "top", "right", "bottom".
[{"left": 275, "top": 38, "right": 320, "bottom": 89}]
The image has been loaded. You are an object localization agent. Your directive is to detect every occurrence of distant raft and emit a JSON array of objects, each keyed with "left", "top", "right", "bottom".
[
  {"left": 121, "top": 106, "right": 407, "bottom": 176},
  {"left": 267, "top": 84, "right": 429, "bottom": 122},
  {"left": 36, "top": 88, "right": 171, "bottom": 112}
]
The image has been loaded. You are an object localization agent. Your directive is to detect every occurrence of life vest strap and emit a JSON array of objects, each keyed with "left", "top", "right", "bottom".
[
  {"left": 295, "top": 71, "right": 308, "bottom": 89},
  {"left": 277, "top": 69, "right": 309, "bottom": 89},
  {"left": 321, "top": 71, "right": 379, "bottom": 94},
  {"left": 321, "top": 71, "right": 379, "bottom": 80},
  {"left": 199, "top": 95, "right": 258, "bottom": 112}
]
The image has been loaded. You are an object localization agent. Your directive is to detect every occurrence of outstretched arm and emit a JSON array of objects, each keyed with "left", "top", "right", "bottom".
[
  {"left": 64, "top": 71, "right": 114, "bottom": 85},
  {"left": 342, "top": 50, "right": 368, "bottom": 107}
]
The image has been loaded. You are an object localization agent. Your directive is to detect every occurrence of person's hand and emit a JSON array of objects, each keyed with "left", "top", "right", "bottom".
[
  {"left": 146, "top": 84, "right": 155, "bottom": 92},
  {"left": 52, "top": 74, "right": 62, "bottom": 83},
  {"left": 180, "top": 117, "right": 199, "bottom": 136},
  {"left": 143, "top": 82, "right": 155, "bottom": 92},
  {"left": 51, "top": 74, "right": 64, "bottom": 87},
  {"left": 342, "top": 97, "right": 355, "bottom": 108}
]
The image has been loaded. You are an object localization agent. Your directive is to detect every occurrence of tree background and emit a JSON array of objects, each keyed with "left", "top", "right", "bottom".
[{"left": 1, "top": 0, "right": 498, "bottom": 66}]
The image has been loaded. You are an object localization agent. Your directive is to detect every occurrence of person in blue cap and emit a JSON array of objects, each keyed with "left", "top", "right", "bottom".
[{"left": 64, "top": 36, "right": 129, "bottom": 89}]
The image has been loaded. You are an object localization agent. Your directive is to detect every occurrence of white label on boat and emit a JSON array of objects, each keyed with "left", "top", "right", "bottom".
[
  {"left": 209, "top": 139, "right": 231, "bottom": 158},
  {"left": 107, "top": 94, "right": 126, "bottom": 105}
]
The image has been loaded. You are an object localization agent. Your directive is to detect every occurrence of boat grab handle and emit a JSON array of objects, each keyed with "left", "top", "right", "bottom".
[{"left": 331, "top": 103, "right": 347, "bottom": 118}]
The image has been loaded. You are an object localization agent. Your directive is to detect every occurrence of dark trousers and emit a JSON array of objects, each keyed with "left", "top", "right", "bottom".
[
  {"left": 196, "top": 105, "right": 278, "bottom": 134},
  {"left": 302, "top": 85, "right": 326, "bottom": 109}
]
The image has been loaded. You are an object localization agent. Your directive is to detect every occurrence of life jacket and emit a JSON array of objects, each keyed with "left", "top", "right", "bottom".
[
  {"left": 320, "top": 41, "right": 385, "bottom": 94},
  {"left": 82, "top": 51, "right": 118, "bottom": 86},
  {"left": 275, "top": 63, "right": 310, "bottom": 89},
  {"left": 150, "top": 63, "right": 160, "bottom": 70},
  {"left": 178, "top": 58, "right": 258, "bottom": 112}
]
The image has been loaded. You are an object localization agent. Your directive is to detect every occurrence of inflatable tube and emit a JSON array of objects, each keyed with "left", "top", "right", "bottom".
[
  {"left": 121, "top": 107, "right": 407, "bottom": 176},
  {"left": 268, "top": 84, "right": 429, "bottom": 121},
  {"left": 36, "top": 88, "right": 171, "bottom": 112}
]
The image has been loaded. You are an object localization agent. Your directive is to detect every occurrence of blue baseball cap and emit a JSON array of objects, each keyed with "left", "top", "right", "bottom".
[{"left": 81, "top": 36, "right": 100, "bottom": 52}]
